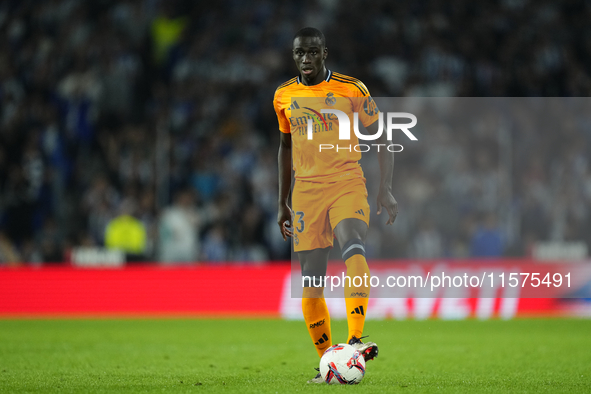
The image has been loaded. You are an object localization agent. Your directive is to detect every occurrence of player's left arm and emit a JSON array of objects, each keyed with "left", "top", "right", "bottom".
[
  {"left": 355, "top": 88, "right": 398, "bottom": 225},
  {"left": 366, "top": 119, "right": 397, "bottom": 225}
]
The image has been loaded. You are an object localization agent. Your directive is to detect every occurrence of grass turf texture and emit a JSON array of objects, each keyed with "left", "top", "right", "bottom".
[{"left": 0, "top": 319, "right": 589, "bottom": 393}]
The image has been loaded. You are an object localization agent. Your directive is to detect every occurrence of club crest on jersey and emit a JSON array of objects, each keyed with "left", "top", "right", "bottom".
[{"left": 325, "top": 92, "right": 336, "bottom": 106}]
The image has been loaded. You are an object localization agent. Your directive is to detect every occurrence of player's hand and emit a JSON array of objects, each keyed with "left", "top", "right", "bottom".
[
  {"left": 377, "top": 188, "right": 398, "bottom": 225},
  {"left": 277, "top": 203, "right": 293, "bottom": 240}
]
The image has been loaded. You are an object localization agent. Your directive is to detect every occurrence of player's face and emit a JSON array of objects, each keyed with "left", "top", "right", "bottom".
[{"left": 293, "top": 36, "right": 327, "bottom": 85}]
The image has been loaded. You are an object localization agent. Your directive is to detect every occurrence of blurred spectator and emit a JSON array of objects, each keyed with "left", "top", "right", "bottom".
[
  {"left": 21, "top": 238, "right": 42, "bottom": 264},
  {"left": 202, "top": 223, "right": 229, "bottom": 262},
  {"left": 104, "top": 201, "right": 147, "bottom": 261},
  {"left": 158, "top": 189, "right": 201, "bottom": 264},
  {"left": 3, "top": 166, "right": 35, "bottom": 246},
  {"left": 470, "top": 213, "right": 504, "bottom": 258},
  {"left": 449, "top": 216, "right": 474, "bottom": 259},
  {"left": 411, "top": 219, "right": 444, "bottom": 259},
  {"left": 234, "top": 203, "right": 268, "bottom": 262},
  {"left": 36, "top": 217, "right": 63, "bottom": 263},
  {"left": 39, "top": 237, "right": 64, "bottom": 264},
  {"left": 83, "top": 175, "right": 119, "bottom": 244},
  {"left": 151, "top": 3, "right": 187, "bottom": 66},
  {"left": 0, "top": 231, "right": 21, "bottom": 265}
]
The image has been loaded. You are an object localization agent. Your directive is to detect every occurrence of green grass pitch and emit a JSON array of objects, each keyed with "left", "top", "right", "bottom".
[{"left": 0, "top": 318, "right": 590, "bottom": 393}]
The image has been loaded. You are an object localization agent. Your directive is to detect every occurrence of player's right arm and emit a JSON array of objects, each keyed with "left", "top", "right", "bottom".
[
  {"left": 277, "top": 132, "right": 293, "bottom": 240},
  {"left": 273, "top": 83, "right": 296, "bottom": 240}
]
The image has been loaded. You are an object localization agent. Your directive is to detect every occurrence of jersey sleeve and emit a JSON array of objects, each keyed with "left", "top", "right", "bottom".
[
  {"left": 352, "top": 81, "right": 380, "bottom": 128},
  {"left": 273, "top": 89, "right": 291, "bottom": 134}
]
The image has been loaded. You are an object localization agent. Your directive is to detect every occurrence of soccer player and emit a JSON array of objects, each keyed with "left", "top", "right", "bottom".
[{"left": 274, "top": 27, "right": 398, "bottom": 383}]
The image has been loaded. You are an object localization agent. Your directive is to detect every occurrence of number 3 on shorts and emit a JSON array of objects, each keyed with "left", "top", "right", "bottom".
[{"left": 294, "top": 211, "right": 305, "bottom": 233}]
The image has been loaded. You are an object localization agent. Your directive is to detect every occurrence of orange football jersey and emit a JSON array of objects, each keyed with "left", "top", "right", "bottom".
[{"left": 273, "top": 70, "right": 380, "bottom": 183}]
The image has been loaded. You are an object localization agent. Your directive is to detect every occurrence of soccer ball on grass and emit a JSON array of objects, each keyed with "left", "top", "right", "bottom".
[{"left": 319, "top": 343, "right": 366, "bottom": 384}]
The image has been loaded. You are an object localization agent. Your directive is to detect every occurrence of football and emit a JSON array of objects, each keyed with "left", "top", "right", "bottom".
[{"left": 319, "top": 344, "right": 366, "bottom": 384}]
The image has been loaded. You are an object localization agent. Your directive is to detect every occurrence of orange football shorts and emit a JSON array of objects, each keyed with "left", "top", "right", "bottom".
[{"left": 291, "top": 177, "right": 370, "bottom": 252}]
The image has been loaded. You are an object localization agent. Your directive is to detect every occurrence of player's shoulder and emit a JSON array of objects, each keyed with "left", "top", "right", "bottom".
[
  {"left": 274, "top": 77, "right": 299, "bottom": 107},
  {"left": 275, "top": 77, "right": 298, "bottom": 93},
  {"left": 329, "top": 72, "right": 370, "bottom": 97}
]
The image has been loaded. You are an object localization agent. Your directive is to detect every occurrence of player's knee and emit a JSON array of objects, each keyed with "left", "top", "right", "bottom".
[
  {"left": 341, "top": 238, "right": 366, "bottom": 262},
  {"left": 302, "top": 272, "right": 327, "bottom": 289},
  {"left": 302, "top": 286, "right": 324, "bottom": 298}
]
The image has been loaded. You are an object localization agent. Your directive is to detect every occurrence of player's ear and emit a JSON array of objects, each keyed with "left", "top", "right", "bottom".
[{"left": 323, "top": 47, "right": 328, "bottom": 60}]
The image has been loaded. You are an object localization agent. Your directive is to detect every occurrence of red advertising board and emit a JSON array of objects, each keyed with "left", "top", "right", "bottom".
[
  {"left": 0, "top": 262, "right": 589, "bottom": 318},
  {"left": 0, "top": 265, "right": 286, "bottom": 317}
]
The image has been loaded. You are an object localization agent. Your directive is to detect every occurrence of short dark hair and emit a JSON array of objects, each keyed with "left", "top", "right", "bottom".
[{"left": 293, "top": 27, "right": 326, "bottom": 47}]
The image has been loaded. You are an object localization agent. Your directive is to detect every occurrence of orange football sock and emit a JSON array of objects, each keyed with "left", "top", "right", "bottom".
[
  {"left": 344, "top": 254, "right": 370, "bottom": 343},
  {"left": 302, "top": 297, "right": 332, "bottom": 357}
]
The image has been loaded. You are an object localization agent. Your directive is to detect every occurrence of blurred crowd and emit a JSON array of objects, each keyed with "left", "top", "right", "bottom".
[{"left": 0, "top": 0, "right": 590, "bottom": 264}]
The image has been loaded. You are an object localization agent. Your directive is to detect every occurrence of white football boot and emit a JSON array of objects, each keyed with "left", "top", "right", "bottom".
[
  {"left": 307, "top": 368, "right": 324, "bottom": 384},
  {"left": 348, "top": 335, "right": 378, "bottom": 361}
]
